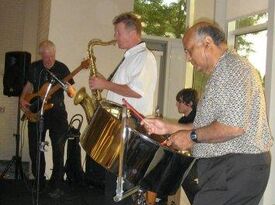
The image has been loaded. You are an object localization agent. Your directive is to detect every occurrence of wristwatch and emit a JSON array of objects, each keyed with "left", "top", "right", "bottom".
[{"left": 190, "top": 129, "right": 199, "bottom": 143}]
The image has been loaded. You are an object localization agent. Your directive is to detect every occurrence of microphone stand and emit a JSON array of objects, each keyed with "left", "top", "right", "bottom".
[
  {"left": 35, "top": 78, "right": 55, "bottom": 205},
  {"left": 44, "top": 68, "right": 68, "bottom": 91}
]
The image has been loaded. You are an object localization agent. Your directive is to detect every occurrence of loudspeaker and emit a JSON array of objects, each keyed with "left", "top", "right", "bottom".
[{"left": 3, "top": 51, "right": 31, "bottom": 97}]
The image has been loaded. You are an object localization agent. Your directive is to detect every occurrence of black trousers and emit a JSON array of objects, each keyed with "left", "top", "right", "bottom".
[
  {"left": 28, "top": 108, "right": 68, "bottom": 188},
  {"left": 193, "top": 152, "right": 271, "bottom": 205}
]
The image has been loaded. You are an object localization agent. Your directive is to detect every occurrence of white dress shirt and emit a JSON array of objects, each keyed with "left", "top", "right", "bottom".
[{"left": 106, "top": 42, "right": 157, "bottom": 116}]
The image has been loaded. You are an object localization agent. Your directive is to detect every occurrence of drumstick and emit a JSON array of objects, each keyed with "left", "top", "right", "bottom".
[{"left": 122, "top": 98, "right": 145, "bottom": 121}]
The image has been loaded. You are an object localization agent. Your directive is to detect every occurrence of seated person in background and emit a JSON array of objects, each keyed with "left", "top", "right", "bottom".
[{"left": 143, "top": 88, "right": 199, "bottom": 205}]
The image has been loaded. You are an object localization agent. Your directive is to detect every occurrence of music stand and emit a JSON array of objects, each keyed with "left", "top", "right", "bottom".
[{"left": 0, "top": 98, "right": 26, "bottom": 181}]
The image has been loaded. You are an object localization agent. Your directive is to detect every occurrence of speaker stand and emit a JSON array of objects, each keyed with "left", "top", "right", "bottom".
[{"left": 0, "top": 98, "right": 26, "bottom": 181}]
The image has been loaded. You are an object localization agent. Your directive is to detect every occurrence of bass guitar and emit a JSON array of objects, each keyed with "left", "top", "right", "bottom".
[{"left": 21, "top": 59, "right": 90, "bottom": 122}]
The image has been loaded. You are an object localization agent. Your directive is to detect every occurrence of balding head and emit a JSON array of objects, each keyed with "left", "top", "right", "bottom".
[
  {"left": 39, "top": 40, "right": 56, "bottom": 54},
  {"left": 182, "top": 22, "right": 228, "bottom": 74},
  {"left": 183, "top": 22, "right": 226, "bottom": 47}
]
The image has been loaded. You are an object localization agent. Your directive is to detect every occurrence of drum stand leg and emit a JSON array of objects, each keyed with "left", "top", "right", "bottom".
[
  {"left": 114, "top": 105, "right": 127, "bottom": 202},
  {"left": 114, "top": 175, "right": 124, "bottom": 201},
  {"left": 114, "top": 105, "right": 138, "bottom": 202},
  {"left": 113, "top": 105, "right": 151, "bottom": 204}
]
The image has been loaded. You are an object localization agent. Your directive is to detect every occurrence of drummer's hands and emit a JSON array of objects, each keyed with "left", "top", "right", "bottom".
[
  {"left": 141, "top": 118, "right": 170, "bottom": 135},
  {"left": 89, "top": 76, "right": 108, "bottom": 90},
  {"left": 163, "top": 130, "right": 194, "bottom": 151}
]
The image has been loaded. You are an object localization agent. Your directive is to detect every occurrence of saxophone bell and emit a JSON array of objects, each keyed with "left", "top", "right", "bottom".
[{"left": 74, "top": 87, "right": 96, "bottom": 121}]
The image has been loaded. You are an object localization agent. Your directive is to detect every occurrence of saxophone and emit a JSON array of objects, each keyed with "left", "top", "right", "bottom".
[{"left": 74, "top": 39, "right": 116, "bottom": 122}]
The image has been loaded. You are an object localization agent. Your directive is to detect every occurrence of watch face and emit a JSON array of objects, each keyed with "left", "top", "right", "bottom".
[{"left": 190, "top": 130, "right": 198, "bottom": 142}]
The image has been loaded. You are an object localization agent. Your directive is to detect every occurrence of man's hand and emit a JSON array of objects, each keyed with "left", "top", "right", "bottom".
[
  {"left": 162, "top": 130, "right": 194, "bottom": 151},
  {"left": 66, "top": 83, "right": 76, "bottom": 98},
  {"left": 96, "top": 72, "right": 106, "bottom": 79},
  {"left": 20, "top": 98, "right": 31, "bottom": 112},
  {"left": 141, "top": 117, "right": 188, "bottom": 135},
  {"left": 89, "top": 76, "right": 108, "bottom": 90},
  {"left": 141, "top": 118, "right": 171, "bottom": 135}
]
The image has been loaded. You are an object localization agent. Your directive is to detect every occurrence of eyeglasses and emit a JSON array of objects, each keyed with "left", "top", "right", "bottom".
[{"left": 184, "top": 41, "right": 203, "bottom": 57}]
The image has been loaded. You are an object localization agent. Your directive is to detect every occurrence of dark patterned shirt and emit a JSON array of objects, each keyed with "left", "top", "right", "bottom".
[{"left": 192, "top": 50, "right": 273, "bottom": 158}]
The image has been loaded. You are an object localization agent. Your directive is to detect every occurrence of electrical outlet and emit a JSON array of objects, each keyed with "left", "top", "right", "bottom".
[{"left": 0, "top": 106, "right": 5, "bottom": 113}]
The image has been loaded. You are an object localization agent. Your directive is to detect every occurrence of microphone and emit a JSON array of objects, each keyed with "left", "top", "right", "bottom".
[{"left": 44, "top": 69, "right": 68, "bottom": 91}]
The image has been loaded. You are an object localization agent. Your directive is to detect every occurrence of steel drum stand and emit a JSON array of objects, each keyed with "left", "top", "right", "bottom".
[
  {"left": 113, "top": 105, "right": 144, "bottom": 203},
  {"left": 113, "top": 105, "right": 196, "bottom": 205}
]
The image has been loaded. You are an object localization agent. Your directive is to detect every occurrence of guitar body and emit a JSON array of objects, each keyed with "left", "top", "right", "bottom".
[
  {"left": 24, "top": 83, "right": 49, "bottom": 103},
  {"left": 22, "top": 83, "right": 54, "bottom": 122},
  {"left": 22, "top": 104, "right": 53, "bottom": 123},
  {"left": 21, "top": 59, "right": 90, "bottom": 122}
]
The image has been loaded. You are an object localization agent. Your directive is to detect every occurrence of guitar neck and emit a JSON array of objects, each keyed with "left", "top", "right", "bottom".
[{"left": 48, "top": 65, "right": 82, "bottom": 95}]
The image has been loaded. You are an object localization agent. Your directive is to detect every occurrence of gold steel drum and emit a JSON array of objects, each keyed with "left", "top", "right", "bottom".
[
  {"left": 80, "top": 100, "right": 122, "bottom": 172},
  {"left": 80, "top": 102, "right": 194, "bottom": 186}
]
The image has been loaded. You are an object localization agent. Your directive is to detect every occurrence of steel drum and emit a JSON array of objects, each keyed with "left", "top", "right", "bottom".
[
  {"left": 80, "top": 101, "right": 194, "bottom": 186},
  {"left": 124, "top": 128, "right": 194, "bottom": 186},
  {"left": 80, "top": 101, "right": 122, "bottom": 172}
]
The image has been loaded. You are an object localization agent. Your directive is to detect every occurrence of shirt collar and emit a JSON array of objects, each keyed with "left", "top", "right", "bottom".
[
  {"left": 211, "top": 49, "right": 230, "bottom": 75},
  {"left": 124, "top": 42, "right": 146, "bottom": 58}
]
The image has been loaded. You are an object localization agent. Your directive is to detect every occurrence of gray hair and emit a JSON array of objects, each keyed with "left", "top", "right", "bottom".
[
  {"left": 195, "top": 23, "right": 226, "bottom": 46},
  {"left": 39, "top": 40, "right": 56, "bottom": 54}
]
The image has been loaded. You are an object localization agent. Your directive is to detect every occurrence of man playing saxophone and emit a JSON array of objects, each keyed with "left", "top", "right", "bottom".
[
  {"left": 89, "top": 12, "right": 158, "bottom": 205},
  {"left": 89, "top": 12, "right": 157, "bottom": 116}
]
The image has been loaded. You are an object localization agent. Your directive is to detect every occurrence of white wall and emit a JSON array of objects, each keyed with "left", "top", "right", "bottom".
[
  {"left": 0, "top": 0, "right": 23, "bottom": 162},
  {"left": 0, "top": 0, "right": 39, "bottom": 167},
  {"left": 194, "top": 0, "right": 215, "bottom": 21},
  {"left": 226, "top": 0, "right": 268, "bottom": 21}
]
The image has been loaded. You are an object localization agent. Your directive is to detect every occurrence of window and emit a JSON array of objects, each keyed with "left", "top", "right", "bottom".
[
  {"left": 235, "top": 30, "right": 267, "bottom": 83},
  {"left": 228, "top": 12, "right": 268, "bottom": 86},
  {"left": 134, "top": 0, "right": 187, "bottom": 39}
]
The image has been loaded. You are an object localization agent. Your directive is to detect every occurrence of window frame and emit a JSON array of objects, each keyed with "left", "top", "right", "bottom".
[{"left": 227, "top": 11, "right": 268, "bottom": 50}]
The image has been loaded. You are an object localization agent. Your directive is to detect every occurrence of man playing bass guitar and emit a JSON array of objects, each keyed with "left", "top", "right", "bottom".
[{"left": 20, "top": 40, "right": 75, "bottom": 198}]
